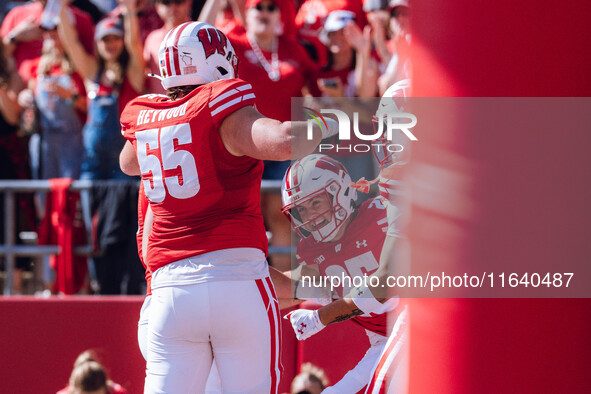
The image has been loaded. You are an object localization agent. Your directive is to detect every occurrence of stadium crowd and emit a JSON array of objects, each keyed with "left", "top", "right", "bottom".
[
  {"left": 0, "top": 0, "right": 410, "bottom": 294},
  {"left": 1, "top": 1, "right": 410, "bottom": 392}
]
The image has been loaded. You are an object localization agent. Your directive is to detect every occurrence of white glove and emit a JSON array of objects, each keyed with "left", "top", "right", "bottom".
[{"left": 284, "top": 309, "right": 325, "bottom": 340}]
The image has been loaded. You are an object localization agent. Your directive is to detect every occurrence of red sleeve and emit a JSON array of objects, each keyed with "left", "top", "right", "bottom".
[
  {"left": 208, "top": 78, "right": 256, "bottom": 128},
  {"left": 120, "top": 97, "right": 143, "bottom": 141}
]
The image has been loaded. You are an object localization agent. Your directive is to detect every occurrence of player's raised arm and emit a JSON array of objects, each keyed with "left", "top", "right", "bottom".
[{"left": 219, "top": 105, "right": 337, "bottom": 161}]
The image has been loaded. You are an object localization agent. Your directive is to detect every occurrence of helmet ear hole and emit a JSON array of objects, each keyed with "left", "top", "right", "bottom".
[{"left": 217, "top": 66, "right": 228, "bottom": 76}]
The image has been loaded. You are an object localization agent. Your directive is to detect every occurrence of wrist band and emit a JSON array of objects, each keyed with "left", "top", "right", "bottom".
[
  {"left": 350, "top": 286, "right": 386, "bottom": 315},
  {"left": 321, "top": 117, "right": 339, "bottom": 139},
  {"left": 312, "top": 310, "right": 325, "bottom": 328}
]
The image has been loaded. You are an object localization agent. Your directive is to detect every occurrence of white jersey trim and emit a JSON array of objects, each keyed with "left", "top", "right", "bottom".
[
  {"left": 151, "top": 247, "right": 269, "bottom": 289},
  {"left": 208, "top": 83, "right": 252, "bottom": 107},
  {"left": 210, "top": 94, "right": 251, "bottom": 116}
]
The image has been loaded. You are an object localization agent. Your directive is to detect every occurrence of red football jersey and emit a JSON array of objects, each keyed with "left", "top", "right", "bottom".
[
  {"left": 121, "top": 78, "right": 268, "bottom": 274},
  {"left": 297, "top": 196, "right": 399, "bottom": 336},
  {"left": 136, "top": 183, "right": 152, "bottom": 296}
]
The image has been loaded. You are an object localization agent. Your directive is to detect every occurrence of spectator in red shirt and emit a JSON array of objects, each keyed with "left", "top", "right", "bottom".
[
  {"left": 313, "top": 10, "right": 379, "bottom": 191},
  {"left": 200, "top": 0, "right": 297, "bottom": 39},
  {"left": 227, "top": 0, "right": 320, "bottom": 271},
  {"left": 295, "top": 0, "right": 368, "bottom": 67},
  {"left": 144, "top": 0, "right": 192, "bottom": 94},
  {"left": 0, "top": 0, "right": 95, "bottom": 83},
  {"left": 19, "top": 26, "right": 87, "bottom": 180},
  {"left": 316, "top": 10, "right": 378, "bottom": 98},
  {"left": 57, "top": 0, "right": 145, "bottom": 179}
]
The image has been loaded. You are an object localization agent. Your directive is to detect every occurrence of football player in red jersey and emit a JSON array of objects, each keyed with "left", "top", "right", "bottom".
[
  {"left": 281, "top": 154, "right": 405, "bottom": 393},
  {"left": 284, "top": 80, "right": 412, "bottom": 394},
  {"left": 118, "top": 22, "right": 338, "bottom": 394}
]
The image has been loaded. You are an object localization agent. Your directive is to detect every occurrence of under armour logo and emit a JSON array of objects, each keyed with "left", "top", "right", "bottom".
[
  {"left": 298, "top": 322, "right": 307, "bottom": 334},
  {"left": 356, "top": 240, "right": 367, "bottom": 248},
  {"left": 335, "top": 244, "right": 342, "bottom": 252}
]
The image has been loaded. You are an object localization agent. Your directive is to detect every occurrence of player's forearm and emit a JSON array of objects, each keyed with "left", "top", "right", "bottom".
[
  {"left": 283, "top": 118, "right": 340, "bottom": 159},
  {"left": 279, "top": 298, "right": 303, "bottom": 310},
  {"left": 269, "top": 266, "right": 294, "bottom": 299},
  {"left": 316, "top": 298, "right": 363, "bottom": 326},
  {"left": 247, "top": 119, "right": 328, "bottom": 161},
  {"left": 286, "top": 121, "right": 323, "bottom": 159}
]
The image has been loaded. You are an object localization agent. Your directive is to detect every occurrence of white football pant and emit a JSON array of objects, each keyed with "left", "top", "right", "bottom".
[{"left": 144, "top": 277, "right": 282, "bottom": 393}]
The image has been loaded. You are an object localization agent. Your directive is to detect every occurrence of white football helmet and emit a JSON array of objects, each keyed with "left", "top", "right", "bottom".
[
  {"left": 282, "top": 155, "right": 357, "bottom": 242},
  {"left": 157, "top": 22, "right": 239, "bottom": 90},
  {"left": 372, "top": 78, "right": 412, "bottom": 168}
]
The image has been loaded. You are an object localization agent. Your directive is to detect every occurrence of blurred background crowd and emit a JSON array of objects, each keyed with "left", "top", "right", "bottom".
[{"left": 0, "top": 0, "right": 411, "bottom": 295}]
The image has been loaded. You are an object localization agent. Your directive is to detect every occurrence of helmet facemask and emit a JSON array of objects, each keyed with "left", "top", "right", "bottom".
[
  {"left": 283, "top": 181, "right": 350, "bottom": 242},
  {"left": 372, "top": 79, "right": 412, "bottom": 169},
  {"left": 371, "top": 114, "right": 410, "bottom": 169},
  {"left": 282, "top": 155, "right": 357, "bottom": 242}
]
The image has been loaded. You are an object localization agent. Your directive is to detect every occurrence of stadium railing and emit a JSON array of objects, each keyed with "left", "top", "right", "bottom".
[{"left": 0, "top": 179, "right": 289, "bottom": 295}]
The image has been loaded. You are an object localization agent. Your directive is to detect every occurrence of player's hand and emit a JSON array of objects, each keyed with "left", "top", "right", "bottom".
[{"left": 284, "top": 309, "right": 325, "bottom": 340}]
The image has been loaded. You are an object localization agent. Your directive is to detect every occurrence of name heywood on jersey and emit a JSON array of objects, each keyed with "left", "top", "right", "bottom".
[{"left": 136, "top": 102, "right": 189, "bottom": 126}]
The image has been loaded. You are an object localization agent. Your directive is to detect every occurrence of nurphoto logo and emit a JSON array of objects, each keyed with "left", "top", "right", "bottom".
[{"left": 304, "top": 107, "right": 417, "bottom": 154}]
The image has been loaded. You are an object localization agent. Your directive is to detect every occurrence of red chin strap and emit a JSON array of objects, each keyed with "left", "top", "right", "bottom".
[{"left": 350, "top": 177, "right": 379, "bottom": 194}]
